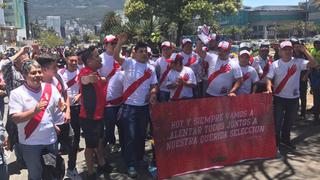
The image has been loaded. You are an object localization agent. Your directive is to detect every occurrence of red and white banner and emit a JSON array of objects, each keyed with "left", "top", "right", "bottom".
[{"left": 151, "top": 93, "right": 276, "bottom": 179}]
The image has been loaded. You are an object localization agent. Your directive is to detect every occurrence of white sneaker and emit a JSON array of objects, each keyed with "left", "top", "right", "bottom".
[{"left": 66, "top": 168, "right": 82, "bottom": 180}]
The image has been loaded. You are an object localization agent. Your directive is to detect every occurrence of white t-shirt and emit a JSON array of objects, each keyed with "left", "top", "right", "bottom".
[
  {"left": 237, "top": 66, "right": 259, "bottom": 95},
  {"left": 106, "top": 71, "right": 125, "bottom": 107},
  {"left": 267, "top": 58, "right": 308, "bottom": 99},
  {"left": 57, "top": 68, "right": 80, "bottom": 106},
  {"left": 99, "top": 52, "right": 119, "bottom": 77},
  {"left": 179, "top": 52, "right": 202, "bottom": 82},
  {"left": 206, "top": 58, "right": 243, "bottom": 96},
  {"left": 50, "top": 76, "right": 66, "bottom": 125},
  {"left": 155, "top": 56, "right": 171, "bottom": 92},
  {"left": 252, "top": 56, "right": 269, "bottom": 83},
  {"left": 166, "top": 66, "right": 196, "bottom": 99},
  {"left": 122, "top": 58, "right": 158, "bottom": 106},
  {"left": 9, "top": 83, "right": 60, "bottom": 145}
]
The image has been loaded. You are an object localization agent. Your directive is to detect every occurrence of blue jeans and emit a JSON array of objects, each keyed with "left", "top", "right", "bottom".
[
  {"left": 158, "top": 91, "right": 170, "bottom": 102},
  {"left": 273, "top": 96, "right": 299, "bottom": 146},
  {"left": 20, "top": 143, "right": 58, "bottom": 180},
  {"left": 119, "top": 104, "right": 150, "bottom": 166},
  {"left": 104, "top": 106, "right": 120, "bottom": 145}
]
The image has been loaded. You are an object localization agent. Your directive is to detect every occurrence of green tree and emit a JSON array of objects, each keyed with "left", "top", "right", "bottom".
[
  {"left": 102, "top": 11, "right": 122, "bottom": 34},
  {"left": 70, "top": 36, "right": 80, "bottom": 46},
  {"left": 124, "top": 0, "right": 240, "bottom": 45},
  {"left": 0, "top": 3, "right": 7, "bottom": 9},
  {"left": 83, "top": 33, "right": 90, "bottom": 43},
  {"left": 37, "top": 31, "right": 64, "bottom": 48}
]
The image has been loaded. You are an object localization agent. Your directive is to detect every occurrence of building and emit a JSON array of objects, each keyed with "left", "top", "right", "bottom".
[
  {"left": 308, "top": 0, "right": 320, "bottom": 23},
  {"left": 1, "top": 0, "right": 26, "bottom": 43},
  {"left": 46, "top": 16, "right": 61, "bottom": 37},
  {"left": 218, "top": 5, "right": 306, "bottom": 39}
]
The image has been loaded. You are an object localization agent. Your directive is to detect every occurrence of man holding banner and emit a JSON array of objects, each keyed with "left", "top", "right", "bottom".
[
  {"left": 205, "top": 41, "right": 243, "bottom": 97},
  {"left": 114, "top": 33, "right": 158, "bottom": 178},
  {"left": 266, "top": 41, "right": 317, "bottom": 149}
]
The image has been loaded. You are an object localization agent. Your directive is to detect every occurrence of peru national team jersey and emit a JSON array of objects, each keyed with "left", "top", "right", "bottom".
[
  {"left": 122, "top": 58, "right": 158, "bottom": 106},
  {"left": 78, "top": 67, "right": 105, "bottom": 120},
  {"left": 237, "top": 66, "right": 259, "bottom": 95},
  {"left": 155, "top": 56, "right": 171, "bottom": 92},
  {"left": 106, "top": 71, "right": 125, "bottom": 107},
  {"left": 267, "top": 58, "right": 308, "bottom": 99},
  {"left": 206, "top": 57, "right": 243, "bottom": 96},
  {"left": 99, "top": 52, "right": 120, "bottom": 77},
  {"left": 166, "top": 66, "right": 196, "bottom": 99},
  {"left": 179, "top": 52, "right": 202, "bottom": 82},
  {"left": 58, "top": 68, "right": 80, "bottom": 106},
  {"left": 9, "top": 83, "right": 60, "bottom": 145},
  {"left": 252, "top": 56, "right": 269, "bottom": 83}
]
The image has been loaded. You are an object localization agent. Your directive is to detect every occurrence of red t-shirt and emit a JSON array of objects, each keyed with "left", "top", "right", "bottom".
[{"left": 78, "top": 67, "right": 105, "bottom": 120}]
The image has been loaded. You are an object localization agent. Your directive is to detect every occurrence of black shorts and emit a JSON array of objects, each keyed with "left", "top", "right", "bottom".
[{"left": 80, "top": 118, "right": 103, "bottom": 148}]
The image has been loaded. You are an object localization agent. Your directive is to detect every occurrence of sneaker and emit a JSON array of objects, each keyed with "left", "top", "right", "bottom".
[
  {"left": 110, "top": 144, "right": 120, "bottom": 153},
  {"left": 97, "top": 162, "right": 116, "bottom": 174},
  {"left": 66, "top": 168, "right": 82, "bottom": 180},
  {"left": 127, "top": 166, "right": 138, "bottom": 178},
  {"left": 148, "top": 165, "right": 157, "bottom": 177}
]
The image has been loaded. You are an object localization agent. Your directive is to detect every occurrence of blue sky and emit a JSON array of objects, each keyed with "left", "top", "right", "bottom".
[{"left": 243, "top": 0, "right": 305, "bottom": 7}]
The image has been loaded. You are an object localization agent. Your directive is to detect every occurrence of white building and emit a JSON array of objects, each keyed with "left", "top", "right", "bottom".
[{"left": 46, "top": 16, "right": 61, "bottom": 37}]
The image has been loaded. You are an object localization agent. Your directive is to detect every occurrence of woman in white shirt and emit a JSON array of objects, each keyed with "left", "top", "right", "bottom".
[{"left": 9, "top": 60, "right": 64, "bottom": 180}]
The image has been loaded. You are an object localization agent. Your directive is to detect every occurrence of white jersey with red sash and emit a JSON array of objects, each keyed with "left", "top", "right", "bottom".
[
  {"left": 58, "top": 68, "right": 80, "bottom": 106},
  {"left": 252, "top": 56, "right": 271, "bottom": 83},
  {"left": 237, "top": 66, "right": 259, "bottom": 95},
  {"left": 179, "top": 52, "right": 202, "bottom": 82},
  {"left": 105, "top": 71, "right": 125, "bottom": 107},
  {"left": 50, "top": 76, "right": 66, "bottom": 125},
  {"left": 206, "top": 58, "right": 243, "bottom": 96},
  {"left": 9, "top": 83, "right": 61, "bottom": 145},
  {"left": 99, "top": 52, "right": 121, "bottom": 98},
  {"left": 155, "top": 56, "right": 172, "bottom": 92},
  {"left": 267, "top": 58, "right": 308, "bottom": 99},
  {"left": 121, "top": 58, "right": 158, "bottom": 106},
  {"left": 166, "top": 66, "right": 196, "bottom": 100}
]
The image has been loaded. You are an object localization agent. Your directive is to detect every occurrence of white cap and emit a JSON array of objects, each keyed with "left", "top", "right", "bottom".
[
  {"left": 240, "top": 42, "right": 251, "bottom": 49},
  {"left": 103, "top": 34, "right": 117, "bottom": 43},
  {"left": 181, "top": 38, "right": 192, "bottom": 46},
  {"left": 161, "top": 41, "right": 172, "bottom": 48},
  {"left": 239, "top": 50, "right": 250, "bottom": 56},
  {"left": 218, "top": 41, "right": 231, "bottom": 51},
  {"left": 147, "top": 47, "right": 152, "bottom": 54},
  {"left": 280, "top": 41, "right": 293, "bottom": 49}
]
